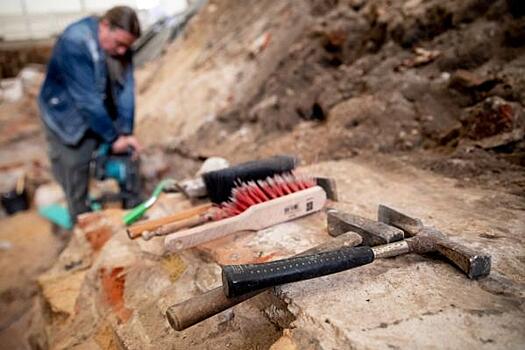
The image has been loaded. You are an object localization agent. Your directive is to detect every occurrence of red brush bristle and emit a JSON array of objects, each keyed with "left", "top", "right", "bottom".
[{"left": 213, "top": 172, "right": 315, "bottom": 220}]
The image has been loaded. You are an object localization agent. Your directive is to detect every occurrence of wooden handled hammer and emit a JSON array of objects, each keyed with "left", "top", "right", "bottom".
[
  {"left": 222, "top": 205, "right": 491, "bottom": 297},
  {"left": 165, "top": 208, "right": 404, "bottom": 331}
]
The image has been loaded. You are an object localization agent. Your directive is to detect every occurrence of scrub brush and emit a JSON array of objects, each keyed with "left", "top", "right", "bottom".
[
  {"left": 126, "top": 155, "right": 298, "bottom": 235},
  {"left": 164, "top": 173, "right": 327, "bottom": 251},
  {"left": 178, "top": 155, "right": 297, "bottom": 203}
]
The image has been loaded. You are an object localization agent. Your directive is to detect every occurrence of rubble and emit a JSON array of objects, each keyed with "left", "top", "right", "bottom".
[
  {"left": 461, "top": 96, "right": 518, "bottom": 140},
  {"left": 395, "top": 47, "right": 441, "bottom": 70},
  {"left": 0, "top": 78, "right": 23, "bottom": 102},
  {"left": 0, "top": 0, "right": 524, "bottom": 348}
]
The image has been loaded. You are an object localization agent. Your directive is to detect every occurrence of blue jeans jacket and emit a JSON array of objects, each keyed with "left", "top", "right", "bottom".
[{"left": 39, "top": 16, "right": 135, "bottom": 145}]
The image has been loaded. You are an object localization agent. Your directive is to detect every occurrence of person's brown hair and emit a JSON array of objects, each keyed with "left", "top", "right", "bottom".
[{"left": 102, "top": 6, "right": 141, "bottom": 38}]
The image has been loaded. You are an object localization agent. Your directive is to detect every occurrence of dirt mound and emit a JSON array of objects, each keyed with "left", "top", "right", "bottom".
[
  {"left": 135, "top": 0, "right": 311, "bottom": 146},
  {"left": 154, "top": 0, "right": 524, "bottom": 195}
]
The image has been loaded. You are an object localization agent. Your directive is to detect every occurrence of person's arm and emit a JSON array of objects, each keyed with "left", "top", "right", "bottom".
[
  {"left": 114, "top": 63, "right": 135, "bottom": 136},
  {"left": 57, "top": 37, "right": 118, "bottom": 143}
]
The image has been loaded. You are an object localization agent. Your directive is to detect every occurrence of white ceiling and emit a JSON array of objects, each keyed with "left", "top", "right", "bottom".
[{"left": 0, "top": 0, "right": 189, "bottom": 40}]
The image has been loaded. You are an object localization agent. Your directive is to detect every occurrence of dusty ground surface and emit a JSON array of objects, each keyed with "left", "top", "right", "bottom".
[
  {"left": 0, "top": 0, "right": 524, "bottom": 349},
  {"left": 0, "top": 212, "right": 66, "bottom": 349},
  {"left": 274, "top": 156, "right": 524, "bottom": 349}
]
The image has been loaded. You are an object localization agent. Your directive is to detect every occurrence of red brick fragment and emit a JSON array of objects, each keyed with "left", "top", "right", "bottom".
[
  {"left": 99, "top": 267, "right": 132, "bottom": 323},
  {"left": 85, "top": 225, "right": 113, "bottom": 251}
]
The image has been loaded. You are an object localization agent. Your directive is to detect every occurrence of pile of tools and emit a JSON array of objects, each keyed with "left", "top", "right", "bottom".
[
  {"left": 164, "top": 204, "right": 491, "bottom": 330},
  {"left": 123, "top": 155, "right": 491, "bottom": 332}
]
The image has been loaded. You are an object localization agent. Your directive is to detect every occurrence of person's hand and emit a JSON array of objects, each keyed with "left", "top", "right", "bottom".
[
  {"left": 111, "top": 135, "right": 142, "bottom": 159},
  {"left": 124, "top": 135, "right": 142, "bottom": 155}
]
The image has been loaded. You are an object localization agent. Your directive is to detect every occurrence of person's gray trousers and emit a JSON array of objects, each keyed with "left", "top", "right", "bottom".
[{"left": 43, "top": 123, "right": 98, "bottom": 222}]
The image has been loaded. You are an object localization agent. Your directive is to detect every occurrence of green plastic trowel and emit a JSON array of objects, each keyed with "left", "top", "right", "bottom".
[{"left": 122, "top": 179, "right": 174, "bottom": 226}]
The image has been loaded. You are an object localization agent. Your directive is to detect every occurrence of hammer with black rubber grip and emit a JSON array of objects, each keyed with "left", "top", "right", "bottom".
[
  {"left": 222, "top": 205, "right": 491, "bottom": 298},
  {"left": 165, "top": 208, "right": 404, "bottom": 331}
]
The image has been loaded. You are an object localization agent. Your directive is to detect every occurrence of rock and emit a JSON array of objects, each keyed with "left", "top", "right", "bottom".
[
  {"left": 17, "top": 65, "right": 44, "bottom": 96},
  {"left": 461, "top": 97, "right": 517, "bottom": 140},
  {"left": 196, "top": 156, "right": 230, "bottom": 176},
  {"left": 270, "top": 333, "right": 298, "bottom": 350},
  {"left": 33, "top": 182, "right": 65, "bottom": 209},
  {"left": 437, "top": 21, "right": 500, "bottom": 71},
  {"left": 396, "top": 47, "right": 441, "bottom": 70},
  {"left": 248, "top": 95, "right": 279, "bottom": 122},
  {"left": 77, "top": 210, "right": 124, "bottom": 252},
  {"left": 135, "top": 236, "right": 166, "bottom": 256},
  {"left": 0, "top": 78, "right": 23, "bottom": 102},
  {"left": 448, "top": 69, "right": 501, "bottom": 93},
  {"left": 474, "top": 128, "right": 524, "bottom": 150},
  {"left": 266, "top": 158, "right": 525, "bottom": 349},
  {"left": 139, "top": 148, "right": 170, "bottom": 180},
  {"left": 22, "top": 156, "right": 525, "bottom": 349},
  {"left": 248, "top": 32, "right": 272, "bottom": 57},
  {"left": 85, "top": 225, "right": 114, "bottom": 252},
  {"left": 391, "top": 4, "right": 453, "bottom": 47},
  {"left": 38, "top": 270, "right": 87, "bottom": 318}
]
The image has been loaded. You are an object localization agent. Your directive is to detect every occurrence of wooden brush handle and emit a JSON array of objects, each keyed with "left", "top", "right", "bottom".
[
  {"left": 164, "top": 215, "right": 244, "bottom": 251},
  {"left": 144, "top": 215, "right": 212, "bottom": 240},
  {"left": 165, "top": 232, "right": 363, "bottom": 331},
  {"left": 127, "top": 203, "right": 212, "bottom": 239},
  {"left": 164, "top": 186, "right": 327, "bottom": 252}
]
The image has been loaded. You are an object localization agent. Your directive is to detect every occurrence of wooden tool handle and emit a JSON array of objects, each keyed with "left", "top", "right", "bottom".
[
  {"left": 146, "top": 215, "right": 211, "bottom": 239},
  {"left": 127, "top": 203, "right": 212, "bottom": 239},
  {"left": 164, "top": 186, "right": 327, "bottom": 252},
  {"left": 165, "top": 232, "right": 362, "bottom": 331},
  {"left": 166, "top": 288, "right": 259, "bottom": 331},
  {"left": 164, "top": 215, "right": 244, "bottom": 251}
]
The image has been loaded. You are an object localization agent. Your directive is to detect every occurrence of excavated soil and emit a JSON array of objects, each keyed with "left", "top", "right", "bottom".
[
  {"left": 0, "top": 0, "right": 524, "bottom": 349},
  {"left": 178, "top": 0, "right": 525, "bottom": 197}
]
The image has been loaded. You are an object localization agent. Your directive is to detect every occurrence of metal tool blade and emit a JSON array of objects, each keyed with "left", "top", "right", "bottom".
[
  {"left": 377, "top": 204, "right": 423, "bottom": 237},
  {"left": 327, "top": 208, "right": 404, "bottom": 246}
]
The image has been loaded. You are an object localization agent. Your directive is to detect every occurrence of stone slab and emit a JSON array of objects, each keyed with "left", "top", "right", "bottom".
[{"left": 263, "top": 156, "right": 525, "bottom": 349}]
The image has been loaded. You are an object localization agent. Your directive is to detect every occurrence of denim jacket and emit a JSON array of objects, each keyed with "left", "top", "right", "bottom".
[{"left": 39, "top": 16, "right": 135, "bottom": 145}]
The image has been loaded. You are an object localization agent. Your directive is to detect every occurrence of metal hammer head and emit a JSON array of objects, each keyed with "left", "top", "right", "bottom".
[
  {"left": 315, "top": 177, "right": 338, "bottom": 201},
  {"left": 377, "top": 204, "right": 491, "bottom": 279},
  {"left": 327, "top": 208, "right": 405, "bottom": 246}
]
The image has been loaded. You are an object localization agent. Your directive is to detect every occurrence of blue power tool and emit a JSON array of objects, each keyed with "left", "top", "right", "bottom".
[{"left": 90, "top": 144, "right": 142, "bottom": 209}]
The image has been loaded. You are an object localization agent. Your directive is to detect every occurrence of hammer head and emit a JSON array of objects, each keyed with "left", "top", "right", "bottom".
[
  {"left": 315, "top": 177, "right": 338, "bottom": 201},
  {"left": 377, "top": 204, "right": 491, "bottom": 279},
  {"left": 378, "top": 204, "right": 423, "bottom": 236},
  {"left": 327, "top": 208, "right": 404, "bottom": 246}
]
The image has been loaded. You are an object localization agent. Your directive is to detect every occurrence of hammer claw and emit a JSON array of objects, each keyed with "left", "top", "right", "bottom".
[
  {"left": 378, "top": 204, "right": 423, "bottom": 236},
  {"left": 327, "top": 208, "right": 404, "bottom": 246}
]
